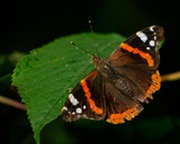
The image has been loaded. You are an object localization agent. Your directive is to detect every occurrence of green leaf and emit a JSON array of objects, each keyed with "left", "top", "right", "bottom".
[{"left": 12, "top": 32, "right": 125, "bottom": 144}]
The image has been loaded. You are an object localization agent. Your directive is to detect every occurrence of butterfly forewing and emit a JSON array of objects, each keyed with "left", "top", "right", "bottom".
[
  {"left": 61, "top": 70, "right": 106, "bottom": 122},
  {"left": 108, "top": 25, "right": 164, "bottom": 68}
]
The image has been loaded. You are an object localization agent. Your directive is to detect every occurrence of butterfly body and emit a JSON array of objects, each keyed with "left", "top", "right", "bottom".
[{"left": 61, "top": 25, "right": 164, "bottom": 124}]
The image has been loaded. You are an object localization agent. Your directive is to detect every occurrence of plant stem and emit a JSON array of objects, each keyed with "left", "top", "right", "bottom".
[
  {"left": 0, "top": 95, "right": 26, "bottom": 111},
  {"left": 161, "top": 71, "right": 180, "bottom": 82}
]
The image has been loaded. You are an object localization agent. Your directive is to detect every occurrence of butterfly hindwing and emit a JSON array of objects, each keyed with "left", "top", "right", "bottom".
[{"left": 104, "top": 80, "right": 144, "bottom": 124}]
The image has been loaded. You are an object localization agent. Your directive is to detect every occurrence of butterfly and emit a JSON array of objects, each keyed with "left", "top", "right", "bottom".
[{"left": 61, "top": 25, "right": 164, "bottom": 124}]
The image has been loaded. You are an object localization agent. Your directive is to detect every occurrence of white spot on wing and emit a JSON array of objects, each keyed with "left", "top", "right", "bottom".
[
  {"left": 83, "top": 105, "right": 86, "bottom": 109},
  {"left": 146, "top": 47, "right": 150, "bottom": 50},
  {"left": 76, "top": 107, "right": 82, "bottom": 114},
  {"left": 62, "top": 106, "right": 68, "bottom": 111},
  {"left": 136, "top": 31, "right": 148, "bottom": 43},
  {"left": 68, "top": 93, "right": 79, "bottom": 106},
  {"left": 149, "top": 40, "right": 155, "bottom": 47},
  {"left": 149, "top": 26, "right": 154, "bottom": 32}
]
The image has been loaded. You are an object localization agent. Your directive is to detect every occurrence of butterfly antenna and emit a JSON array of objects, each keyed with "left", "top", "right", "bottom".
[
  {"left": 88, "top": 20, "right": 99, "bottom": 56},
  {"left": 70, "top": 41, "right": 93, "bottom": 56}
]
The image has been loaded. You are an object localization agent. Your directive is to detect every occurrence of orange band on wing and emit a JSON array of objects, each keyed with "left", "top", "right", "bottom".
[
  {"left": 120, "top": 43, "right": 154, "bottom": 67},
  {"left": 145, "top": 70, "right": 161, "bottom": 99},
  {"left": 80, "top": 79, "right": 103, "bottom": 115},
  {"left": 106, "top": 106, "right": 141, "bottom": 124}
]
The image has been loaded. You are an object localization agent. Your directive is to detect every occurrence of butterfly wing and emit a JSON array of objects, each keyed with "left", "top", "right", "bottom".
[
  {"left": 107, "top": 25, "right": 164, "bottom": 103},
  {"left": 109, "top": 25, "right": 163, "bottom": 68},
  {"left": 61, "top": 70, "right": 106, "bottom": 122},
  {"left": 104, "top": 80, "right": 144, "bottom": 124}
]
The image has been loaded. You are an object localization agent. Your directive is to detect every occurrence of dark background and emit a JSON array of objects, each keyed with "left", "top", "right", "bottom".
[{"left": 0, "top": 0, "right": 179, "bottom": 144}]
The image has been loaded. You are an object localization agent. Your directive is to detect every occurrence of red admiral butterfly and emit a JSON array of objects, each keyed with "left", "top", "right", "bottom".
[{"left": 61, "top": 25, "right": 164, "bottom": 124}]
